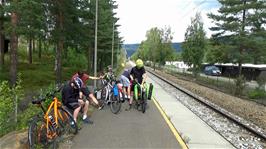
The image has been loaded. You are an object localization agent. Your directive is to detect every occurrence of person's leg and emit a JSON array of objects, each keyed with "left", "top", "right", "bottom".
[
  {"left": 73, "top": 106, "right": 81, "bottom": 122},
  {"left": 89, "top": 93, "right": 103, "bottom": 109},
  {"left": 126, "top": 84, "right": 135, "bottom": 111},
  {"left": 124, "top": 76, "right": 131, "bottom": 99},
  {"left": 67, "top": 102, "right": 81, "bottom": 123},
  {"left": 89, "top": 93, "right": 99, "bottom": 105},
  {"left": 83, "top": 100, "right": 89, "bottom": 118},
  {"left": 78, "top": 99, "right": 93, "bottom": 124}
]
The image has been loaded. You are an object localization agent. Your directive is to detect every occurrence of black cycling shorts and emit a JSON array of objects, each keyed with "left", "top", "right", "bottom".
[
  {"left": 81, "top": 87, "right": 93, "bottom": 97},
  {"left": 65, "top": 102, "right": 80, "bottom": 110}
]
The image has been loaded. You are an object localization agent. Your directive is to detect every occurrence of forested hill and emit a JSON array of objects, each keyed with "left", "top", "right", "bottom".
[{"left": 123, "top": 42, "right": 183, "bottom": 57}]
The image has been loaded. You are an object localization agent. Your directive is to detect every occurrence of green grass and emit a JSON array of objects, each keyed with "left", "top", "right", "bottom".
[
  {"left": 161, "top": 66, "right": 263, "bottom": 99},
  {"left": 0, "top": 50, "right": 85, "bottom": 96}
]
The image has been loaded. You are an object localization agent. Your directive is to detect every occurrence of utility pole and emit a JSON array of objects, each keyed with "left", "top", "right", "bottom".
[
  {"left": 94, "top": 0, "right": 98, "bottom": 88},
  {"left": 111, "top": 23, "right": 114, "bottom": 69},
  {"left": 239, "top": 0, "right": 247, "bottom": 75}
]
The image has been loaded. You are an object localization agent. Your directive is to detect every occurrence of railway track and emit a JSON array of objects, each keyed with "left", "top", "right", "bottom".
[{"left": 147, "top": 69, "right": 266, "bottom": 149}]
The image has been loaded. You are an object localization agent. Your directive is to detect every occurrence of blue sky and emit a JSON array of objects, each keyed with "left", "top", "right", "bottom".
[{"left": 115, "top": 0, "right": 221, "bottom": 44}]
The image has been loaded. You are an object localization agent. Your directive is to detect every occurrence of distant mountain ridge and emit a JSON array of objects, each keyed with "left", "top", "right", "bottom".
[{"left": 123, "top": 42, "right": 183, "bottom": 57}]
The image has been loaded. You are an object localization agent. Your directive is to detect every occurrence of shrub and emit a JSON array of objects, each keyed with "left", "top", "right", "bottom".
[
  {"left": 256, "top": 75, "right": 266, "bottom": 90},
  {"left": 234, "top": 75, "right": 246, "bottom": 96},
  {"left": 248, "top": 89, "right": 266, "bottom": 99},
  {"left": 0, "top": 74, "right": 24, "bottom": 137}
]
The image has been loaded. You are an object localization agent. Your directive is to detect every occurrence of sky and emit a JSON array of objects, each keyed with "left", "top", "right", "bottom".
[{"left": 115, "top": 0, "right": 221, "bottom": 44}]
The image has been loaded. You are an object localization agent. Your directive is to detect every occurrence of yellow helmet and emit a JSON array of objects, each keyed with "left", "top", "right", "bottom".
[
  {"left": 136, "top": 59, "right": 144, "bottom": 69},
  {"left": 121, "top": 63, "right": 125, "bottom": 67}
]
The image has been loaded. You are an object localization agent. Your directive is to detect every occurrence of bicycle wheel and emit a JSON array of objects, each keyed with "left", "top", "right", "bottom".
[
  {"left": 110, "top": 93, "right": 122, "bottom": 114},
  {"left": 141, "top": 92, "right": 147, "bottom": 113},
  {"left": 56, "top": 107, "right": 78, "bottom": 135},
  {"left": 100, "top": 87, "right": 108, "bottom": 102},
  {"left": 28, "top": 116, "right": 57, "bottom": 149}
]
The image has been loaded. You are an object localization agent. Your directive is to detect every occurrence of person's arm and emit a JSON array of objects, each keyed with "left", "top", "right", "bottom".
[
  {"left": 89, "top": 76, "right": 101, "bottom": 80},
  {"left": 141, "top": 73, "right": 147, "bottom": 86},
  {"left": 130, "top": 75, "right": 134, "bottom": 81},
  {"left": 130, "top": 68, "right": 134, "bottom": 81}
]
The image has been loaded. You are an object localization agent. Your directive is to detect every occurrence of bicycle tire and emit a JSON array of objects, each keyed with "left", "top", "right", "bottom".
[
  {"left": 110, "top": 93, "right": 122, "bottom": 114},
  {"left": 28, "top": 116, "right": 57, "bottom": 149},
  {"left": 100, "top": 87, "right": 108, "bottom": 102},
  {"left": 55, "top": 107, "right": 78, "bottom": 135},
  {"left": 142, "top": 92, "right": 147, "bottom": 113}
]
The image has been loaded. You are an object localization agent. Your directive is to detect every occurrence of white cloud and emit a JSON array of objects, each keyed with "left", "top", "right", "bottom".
[{"left": 115, "top": 0, "right": 220, "bottom": 44}]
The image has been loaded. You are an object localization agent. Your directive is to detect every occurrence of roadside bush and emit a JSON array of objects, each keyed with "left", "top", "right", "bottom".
[
  {"left": 0, "top": 81, "right": 15, "bottom": 136},
  {"left": 0, "top": 75, "right": 24, "bottom": 137},
  {"left": 256, "top": 75, "right": 266, "bottom": 90},
  {"left": 234, "top": 75, "right": 246, "bottom": 96},
  {"left": 248, "top": 89, "right": 266, "bottom": 99}
]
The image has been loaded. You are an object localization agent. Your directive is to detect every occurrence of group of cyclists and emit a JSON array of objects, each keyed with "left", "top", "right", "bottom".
[{"left": 61, "top": 59, "right": 147, "bottom": 125}]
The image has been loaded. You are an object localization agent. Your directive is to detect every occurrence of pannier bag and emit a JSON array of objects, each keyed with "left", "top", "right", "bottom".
[
  {"left": 113, "top": 84, "right": 119, "bottom": 97},
  {"left": 146, "top": 83, "right": 154, "bottom": 100}
]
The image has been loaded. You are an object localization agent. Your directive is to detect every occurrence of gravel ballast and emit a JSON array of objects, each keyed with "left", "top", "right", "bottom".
[{"left": 150, "top": 69, "right": 266, "bottom": 131}]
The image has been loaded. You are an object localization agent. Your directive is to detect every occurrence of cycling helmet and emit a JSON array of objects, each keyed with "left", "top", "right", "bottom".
[
  {"left": 73, "top": 77, "right": 83, "bottom": 89},
  {"left": 136, "top": 59, "right": 144, "bottom": 69},
  {"left": 107, "top": 65, "right": 112, "bottom": 72}
]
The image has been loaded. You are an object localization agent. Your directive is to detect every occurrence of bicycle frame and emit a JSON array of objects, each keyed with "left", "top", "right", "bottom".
[
  {"left": 101, "top": 79, "right": 114, "bottom": 102},
  {"left": 40, "top": 97, "right": 66, "bottom": 139}
]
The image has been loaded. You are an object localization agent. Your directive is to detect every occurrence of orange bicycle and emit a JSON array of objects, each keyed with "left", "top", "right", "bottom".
[{"left": 28, "top": 87, "right": 78, "bottom": 149}]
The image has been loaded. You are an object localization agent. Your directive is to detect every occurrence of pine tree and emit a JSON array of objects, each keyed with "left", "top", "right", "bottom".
[{"left": 208, "top": 0, "right": 266, "bottom": 74}]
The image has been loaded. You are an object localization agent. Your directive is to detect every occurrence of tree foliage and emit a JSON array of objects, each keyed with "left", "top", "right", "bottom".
[
  {"left": 207, "top": 0, "right": 266, "bottom": 73},
  {"left": 181, "top": 13, "right": 207, "bottom": 76},
  {"left": 132, "top": 26, "right": 175, "bottom": 69},
  {"left": 1, "top": 0, "right": 122, "bottom": 84}
]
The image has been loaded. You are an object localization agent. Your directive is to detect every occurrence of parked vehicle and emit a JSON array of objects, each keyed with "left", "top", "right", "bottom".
[{"left": 204, "top": 66, "right": 221, "bottom": 76}]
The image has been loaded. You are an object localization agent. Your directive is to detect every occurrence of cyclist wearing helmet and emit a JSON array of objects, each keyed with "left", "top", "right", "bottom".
[
  {"left": 127, "top": 59, "right": 147, "bottom": 110},
  {"left": 62, "top": 77, "right": 92, "bottom": 124},
  {"left": 71, "top": 71, "right": 104, "bottom": 110}
]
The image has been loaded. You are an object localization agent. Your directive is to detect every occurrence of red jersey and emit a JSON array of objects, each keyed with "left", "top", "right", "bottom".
[{"left": 71, "top": 73, "right": 90, "bottom": 88}]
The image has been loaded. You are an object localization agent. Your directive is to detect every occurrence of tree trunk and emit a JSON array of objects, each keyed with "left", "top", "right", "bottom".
[
  {"left": 38, "top": 39, "right": 42, "bottom": 59},
  {"left": 32, "top": 38, "right": 35, "bottom": 53},
  {"left": 10, "top": 10, "right": 18, "bottom": 86},
  {"left": 55, "top": 9, "right": 64, "bottom": 85},
  {"left": 0, "top": 22, "right": 4, "bottom": 68},
  {"left": 28, "top": 38, "right": 32, "bottom": 64},
  {"left": 87, "top": 47, "right": 93, "bottom": 73},
  {"left": 0, "top": 0, "right": 4, "bottom": 68},
  {"left": 238, "top": 48, "right": 243, "bottom": 76}
]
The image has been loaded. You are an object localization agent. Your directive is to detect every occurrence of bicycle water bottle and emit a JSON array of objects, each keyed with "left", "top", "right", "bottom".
[{"left": 48, "top": 115, "right": 57, "bottom": 129}]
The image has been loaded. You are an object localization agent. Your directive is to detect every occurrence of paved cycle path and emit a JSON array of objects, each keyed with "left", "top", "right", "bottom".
[{"left": 70, "top": 101, "right": 182, "bottom": 148}]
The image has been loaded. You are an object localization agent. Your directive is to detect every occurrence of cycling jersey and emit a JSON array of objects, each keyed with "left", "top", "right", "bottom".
[
  {"left": 62, "top": 83, "right": 79, "bottom": 104},
  {"left": 122, "top": 69, "right": 130, "bottom": 80},
  {"left": 130, "top": 66, "right": 146, "bottom": 83}
]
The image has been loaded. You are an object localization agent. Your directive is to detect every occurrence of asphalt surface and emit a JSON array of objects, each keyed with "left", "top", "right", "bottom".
[{"left": 71, "top": 101, "right": 181, "bottom": 149}]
